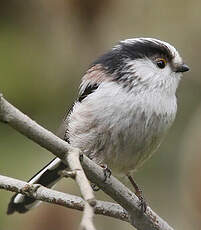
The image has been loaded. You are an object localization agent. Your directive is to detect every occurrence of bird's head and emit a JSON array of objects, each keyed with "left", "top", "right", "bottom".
[{"left": 93, "top": 38, "right": 189, "bottom": 95}]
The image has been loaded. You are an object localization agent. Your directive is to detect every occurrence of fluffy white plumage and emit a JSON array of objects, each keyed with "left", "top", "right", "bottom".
[{"left": 68, "top": 63, "right": 179, "bottom": 174}]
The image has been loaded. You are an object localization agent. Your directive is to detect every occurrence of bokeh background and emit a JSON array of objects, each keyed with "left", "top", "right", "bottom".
[{"left": 0, "top": 0, "right": 201, "bottom": 229}]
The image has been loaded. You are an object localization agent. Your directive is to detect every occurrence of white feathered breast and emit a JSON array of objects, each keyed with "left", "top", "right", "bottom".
[{"left": 67, "top": 78, "right": 178, "bottom": 175}]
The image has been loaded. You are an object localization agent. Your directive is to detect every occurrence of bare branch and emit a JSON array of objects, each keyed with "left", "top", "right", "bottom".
[
  {"left": 67, "top": 148, "right": 96, "bottom": 230},
  {"left": 80, "top": 202, "right": 96, "bottom": 230},
  {"left": 0, "top": 174, "right": 128, "bottom": 221},
  {"left": 0, "top": 94, "right": 174, "bottom": 230},
  {"left": 0, "top": 95, "right": 96, "bottom": 230}
]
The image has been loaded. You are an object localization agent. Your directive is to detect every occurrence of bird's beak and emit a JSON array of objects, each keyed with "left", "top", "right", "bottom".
[{"left": 175, "top": 64, "right": 190, "bottom": 73}]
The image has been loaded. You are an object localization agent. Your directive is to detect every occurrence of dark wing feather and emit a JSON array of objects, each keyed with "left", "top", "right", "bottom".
[{"left": 78, "top": 83, "right": 99, "bottom": 102}]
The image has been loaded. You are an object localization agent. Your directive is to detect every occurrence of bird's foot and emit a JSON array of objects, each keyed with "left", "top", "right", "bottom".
[
  {"left": 91, "top": 183, "right": 100, "bottom": 191},
  {"left": 90, "top": 164, "right": 112, "bottom": 191},
  {"left": 100, "top": 164, "right": 112, "bottom": 182},
  {"left": 127, "top": 174, "right": 147, "bottom": 213},
  {"left": 135, "top": 189, "right": 147, "bottom": 213}
]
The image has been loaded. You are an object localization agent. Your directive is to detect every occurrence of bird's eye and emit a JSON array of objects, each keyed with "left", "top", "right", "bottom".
[{"left": 156, "top": 58, "right": 167, "bottom": 69}]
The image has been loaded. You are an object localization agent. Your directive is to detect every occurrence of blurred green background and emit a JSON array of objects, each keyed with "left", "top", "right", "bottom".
[{"left": 1, "top": 0, "right": 201, "bottom": 229}]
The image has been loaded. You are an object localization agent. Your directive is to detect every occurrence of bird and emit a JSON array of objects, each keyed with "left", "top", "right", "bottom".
[{"left": 7, "top": 37, "right": 189, "bottom": 214}]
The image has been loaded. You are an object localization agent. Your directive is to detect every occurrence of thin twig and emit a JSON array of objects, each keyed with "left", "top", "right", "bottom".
[
  {"left": 0, "top": 174, "right": 128, "bottom": 221},
  {"left": 67, "top": 148, "right": 96, "bottom": 230},
  {"left": 0, "top": 94, "right": 174, "bottom": 230}
]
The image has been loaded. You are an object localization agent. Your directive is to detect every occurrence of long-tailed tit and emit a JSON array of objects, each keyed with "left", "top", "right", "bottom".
[{"left": 7, "top": 38, "right": 189, "bottom": 214}]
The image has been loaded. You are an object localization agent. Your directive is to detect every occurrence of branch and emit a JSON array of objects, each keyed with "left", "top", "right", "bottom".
[
  {"left": 0, "top": 94, "right": 96, "bottom": 230},
  {"left": 0, "top": 94, "right": 174, "bottom": 230},
  {"left": 0, "top": 174, "right": 128, "bottom": 221},
  {"left": 67, "top": 148, "right": 96, "bottom": 230}
]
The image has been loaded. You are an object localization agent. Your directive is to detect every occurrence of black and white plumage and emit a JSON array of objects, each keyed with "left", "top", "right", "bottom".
[{"left": 7, "top": 38, "right": 189, "bottom": 214}]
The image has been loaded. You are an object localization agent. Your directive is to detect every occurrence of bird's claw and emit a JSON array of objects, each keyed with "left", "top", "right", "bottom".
[
  {"left": 127, "top": 175, "right": 147, "bottom": 214},
  {"left": 91, "top": 183, "right": 100, "bottom": 191},
  {"left": 138, "top": 196, "right": 147, "bottom": 213},
  {"left": 100, "top": 164, "right": 112, "bottom": 182}
]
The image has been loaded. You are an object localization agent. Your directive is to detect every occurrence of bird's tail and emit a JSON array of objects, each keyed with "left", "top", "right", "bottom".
[{"left": 7, "top": 157, "right": 67, "bottom": 214}]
